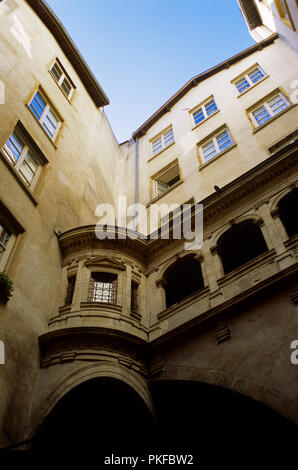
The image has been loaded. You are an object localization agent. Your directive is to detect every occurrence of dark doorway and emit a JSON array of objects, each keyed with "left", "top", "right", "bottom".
[{"left": 33, "top": 378, "right": 156, "bottom": 453}]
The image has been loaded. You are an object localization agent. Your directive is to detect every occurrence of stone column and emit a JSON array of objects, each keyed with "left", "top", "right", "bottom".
[
  {"left": 71, "top": 259, "right": 89, "bottom": 311},
  {"left": 257, "top": 204, "right": 286, "bottom": 254}
]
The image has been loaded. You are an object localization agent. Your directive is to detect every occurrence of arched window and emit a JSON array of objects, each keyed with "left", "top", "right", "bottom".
[
  {"left": 164, "top": 254, "right": 204, "bottom": 308},
  {"left": 277, "top": 188, "right": 298, "bottom": 238},
  {"left": 217, "top": 220, "right": 268, "bottom": 275}
]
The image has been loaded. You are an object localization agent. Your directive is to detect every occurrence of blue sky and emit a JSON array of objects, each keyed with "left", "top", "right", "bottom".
[{"left": 46, "top": 0, "right": 255, "bottom": 142}]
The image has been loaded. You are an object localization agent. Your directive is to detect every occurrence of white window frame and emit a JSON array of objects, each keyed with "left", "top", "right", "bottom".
[
  {"left": 2, "top": 129, "right": 41, "bottom": 187},
  {"left": 249, "top": 91, "right": 290, "bottom": 128},
  {"left": 153, "top": 162, "right": 180, "bottom": 197},
  {"left": 191, "top": 97, "right": 218, "bottom": 127},
  {"left": 29, "top": 89, "right": 62, "bottom": 141},
  {"left": 151, "top": 127, "right": 175, "bottom": 157},
  {"left": 0, "top": 223, "right": 12, "bottom": 267},
  {"left": 199, "top": 127, "right": 234, "bottom": 163},
  {"left": 50, "top": 59, "right": 75, "bottom": 100},
  {"left": 233, "top": 65, "right": 267, "bottom": 94}
]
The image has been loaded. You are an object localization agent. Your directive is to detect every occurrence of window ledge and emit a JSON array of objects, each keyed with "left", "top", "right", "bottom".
[
  {"left": 25, "top": 104, "right": 58, "bottom": 149},
  {"left": 252, "top": 104, "right": 296, "bottom": 133},
  {"left": 198, "top": 143, "right": 237, "bottom": 171},
  {"left": 0, "top": 151, "right": 38, "bottom": 206},
  {"left": 148, "top": 141, "right": 175, "bottom": 162},
  {"left": 191, "top": 109, "right": 220, "bottom": 131},
  {"left": 146, "top": 179, "right": 184, "bottom": 207},
  {"left": 236, "top": 75, "right": 269, "bottom": 98}
]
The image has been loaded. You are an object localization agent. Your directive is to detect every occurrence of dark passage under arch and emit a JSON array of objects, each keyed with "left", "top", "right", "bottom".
[{"left": 277, "top": 188, "right": 298, "bottom": 238}]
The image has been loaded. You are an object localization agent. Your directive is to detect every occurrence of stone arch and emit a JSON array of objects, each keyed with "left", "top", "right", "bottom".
[
  {"left": 269, "top": 184, "right": 298, "bottom": 212},
  {"left": 157, "top": 248, "right": 204, "bottom": 282},
  {"left": 154, "top": 365, "right": 298, "bottom": 425},
  {"left": 30, "top": 361, "right": 155, "bottom": 439}
]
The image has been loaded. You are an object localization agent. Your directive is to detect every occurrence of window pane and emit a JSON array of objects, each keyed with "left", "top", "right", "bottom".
[
  {"left": 202, "top": 140, "right": 217, "bottom": 161},
  {"left": 156, "top": 180, "right": 169, "bottom": 196},
  {"left": 235, "top": 77, "right": 250, "bottom": 93},
  {"left": 253, "top": 105, "right": 271, "bottom": 125},
  {"left": 163, "top": 128, "right": 174, "bottom": 147},
  {"left": 19, "top": 152, "right": 39, "bottom": 185},
  {"left": 268, "top": 94, "right": 288, "bottom": 115},
  {"left": 0, "top": 223, "right": 11, "bottom": 264},
  {"left": 42, "top": 108, "right": 59, "bottom": 138},
  {"left": 248, "top": 67, "right": 264, "bottom": 84},
  {"left": 51, "top": 62, "right": 63, "bottom": 82},
  {"left": 152, "top": 137, "right": 162, "bottom": 155},
  {"left": 216, "top": 129, "right": 233, "bottom": 151},
  {"left": 193, "top": 107, "right": 204, "bottom": 125},
  {"left": 4, "top": 131, "right": 24, "bottom": 163},
  {"left": 61, "top": 78, "right": 72, "bottom": 96},
  {"left": 29, "top": 91, "right": 46, "bottom": 120},
  {"left": 205, "top": 99, "right": 218, "bottom": 116}
]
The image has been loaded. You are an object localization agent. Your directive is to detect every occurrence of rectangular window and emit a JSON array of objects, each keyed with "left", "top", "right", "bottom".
[
  {"left": 233, "top": 65, "right": 266, "bottom": 94},
  {"left": 88, "top": 272, "right": 117, "bottom": 304},
  {"left": 131, "top": 281, "right": 139, "bottom": 313},
  {"left": 65, "top": 275, "right": 76, "bottom": 305},
  {"left": 250, "top": 92, "right": 290, "bottom": 127},
  {"left": 200, "top": 128, "right": 234, "bottom": 163},
  {"left": 0, "top": 223, "right": 11, "bottom": 264},
  {"left": 153, "top": 162, "right": 180, "bottom": 197},
  {"left": 50, "top": 59, "right": 75, "bottom": 100},
  {"left": 2, "top": 127, "right": 42, "bottom": 187},
  {"left": 29, "top": 89, "right": 62, "bottom": 141},
  {"left": 151, "top": 127, "right": 174, "bottom": 156},
  {"left": 192, "top": 98, "right": 218, "bottom": 126}
]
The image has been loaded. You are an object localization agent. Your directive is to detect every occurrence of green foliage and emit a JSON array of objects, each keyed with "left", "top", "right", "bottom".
[{"left": 0, "top": 272, "right": 14, "bottom": 303}]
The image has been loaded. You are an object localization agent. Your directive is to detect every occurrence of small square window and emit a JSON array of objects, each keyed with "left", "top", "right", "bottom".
[
  {"left": 50, "top": 59, "right": 75, "bottom": 100},
  {"left": 88, "top": 272, "right": 117, "bottom": 304},
  {"left": 29, "top": 89, "right": 62, "bottom": 141},
  {"left": 250, "top": 91, "right": 290, "bottom": 128},
  {"left": 192, "top": 97, "right": 218, "bottom": 126},
  {"left": 199, "top": 127, "right": 234, "bottom": 163},
  {"left": 2, "top": 123, "right": 46, "bottom": 188},
  {"left": 153, "top": 162, "right": 180, "bottom": 197},
  {"left": 233, "top": 65, "right": 266, "bottom": 94},
  {"left": 151, "top": 127, "right": 174, "bottom": 156}
]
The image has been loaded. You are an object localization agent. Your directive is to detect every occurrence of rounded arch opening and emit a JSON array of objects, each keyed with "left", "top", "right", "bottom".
[
  {"left": 217, "top": 219, "right": 268, "bottom": 274},
  {"left": 164, "top": 254, "right": 204, "bottom": 308},
  {"left": 277, "top": 188, "right": 298, "bottom": 238},
  {"left": 33, "top": 377, "right": 156, "bottom": 452}
]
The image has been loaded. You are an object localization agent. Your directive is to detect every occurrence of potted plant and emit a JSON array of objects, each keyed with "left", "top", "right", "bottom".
[{"left": 0, "top": 272, "right": 14, "bottom": 304}]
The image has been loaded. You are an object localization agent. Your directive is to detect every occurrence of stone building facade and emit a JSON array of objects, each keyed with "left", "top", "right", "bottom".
[{"left": 0, "top": 0, "right": 297, "bottom": 455}]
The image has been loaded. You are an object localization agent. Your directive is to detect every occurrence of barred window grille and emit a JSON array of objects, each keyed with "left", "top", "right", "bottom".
[
  {"left": 88, "top": 272, "right": 117, "bottom": 303},
  {"left": 65, "top": 275, "right": 76, "bottom": 305}
]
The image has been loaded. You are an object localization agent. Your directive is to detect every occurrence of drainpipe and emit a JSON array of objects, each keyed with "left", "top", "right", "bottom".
[{"left": 133, "top": 137, "right": 139, "bottom": 231}]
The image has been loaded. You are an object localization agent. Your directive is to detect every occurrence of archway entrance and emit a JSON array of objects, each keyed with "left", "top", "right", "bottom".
[
  {"left": 34, "top": 377, "right": 156, "bottom": 452},
  {"left": 151, "top": 380, "right": 298, "bottom": 465}
]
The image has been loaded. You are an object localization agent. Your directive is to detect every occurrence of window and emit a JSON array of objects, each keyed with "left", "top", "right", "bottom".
[
  {"left": 65, "top": 275, "right": 76, "bottom": 305},
  {"left": 192, "top": 98, "right": 218, "bottom": 126},
  {"left": 277, "top": 189, "right": 298, "bottom": 238},
  {"left": 0, "top": 223, "right": 11, "bottom": 264},
  {"left": 200, "top": 128, "right": 234, "bottom": 163},
  {"left": 50, "top": 59, "right": 75, "bottom": 99},
  {"left": 153, "top": 162, "right": 180, "bottom": 197},
  {"left": 250, "top": 92, "right": 290, "bottom": 127},
  {"left": 275, "top": 0, "right": 295, "bottom": 28},
  {"left": 2, "top": 127, "right": 42, "bottom": 187},
  {"left": 131, "top": 281, "right": 139, "bottom": 312},
  {"left": 29, "top": 89, "right": 62, "bottom": 141},
  {"left": 164, "top": 254, "right": 204, "bottom": 308},
  {"left": 88, "top": 272, "right": 117, "bottom": 303},
  {"left": 234, "top": 65, "right": 266, "bottom": 94},
  {"left": 151, "top": 127, "right": 174, "bottom": 156},
  {"left": 217, "top": 220, "right": 268, "bottom": 275}
]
